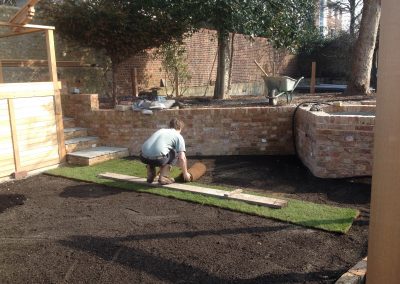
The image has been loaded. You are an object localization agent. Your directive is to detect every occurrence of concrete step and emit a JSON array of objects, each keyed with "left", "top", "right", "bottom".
[
  {"left": 64, "top": 127, "right": 88, "bottom": 140},
  {"left": 63, "top": 117, "right": 76, "bottom": 128},
  {"left": 65, "top": 136, "right": 99, "bottom": 153},
  {"left": 67, "top": 146, "right": 130, "bottom": 166}
]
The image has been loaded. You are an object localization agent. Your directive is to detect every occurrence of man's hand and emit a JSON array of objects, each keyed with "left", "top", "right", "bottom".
[
  {"left": 182, "top": 171, "right": 192, "bottom": 182},
  {"left": 178, "top": 151, "right": 191, "bottom": 182}
]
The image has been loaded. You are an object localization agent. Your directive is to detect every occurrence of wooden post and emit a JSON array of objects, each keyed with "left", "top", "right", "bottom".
[
  {"left": 367, "top": 1, "right": 400, "bottom": 283},
  {"left": 310, "top": 61, "right": 316, "bottom": 94},
  {"left": 0, "top": 61, "right": 3, "bottom": 83},
  {"left": 174, "top": 68, "right": 179, "bottom": 97},
  {"left": 46, "top": 29, "right": 66, "bottom": 163},
  {"left": 272, "top": 62, "right": 276, "bottom": 76},
  {"left": 131, "top": 68, "right": 138, "bottom": 97},
  {"left": 7, "top": 99, "right": 21, "bottom": 173}
]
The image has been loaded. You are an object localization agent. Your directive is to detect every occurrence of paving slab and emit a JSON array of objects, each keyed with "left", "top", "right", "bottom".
[
  {"left": 68, "top": 147, "right": 128, "bottom": 158},
  {"left": 65, "top": 136, "right": 98, "bottom": 145}
]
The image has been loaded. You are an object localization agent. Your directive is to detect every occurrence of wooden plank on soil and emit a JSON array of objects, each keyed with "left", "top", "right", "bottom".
[
  {"left": 224, "top": 188, "right": 243, "bottom": 197},
  {"left": 99, "top": 172, "right": 287, "bottom": 209}
]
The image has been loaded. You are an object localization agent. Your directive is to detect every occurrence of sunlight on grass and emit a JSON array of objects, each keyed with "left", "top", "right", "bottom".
[{"left": 46, "top": 159, "right": 359, "bottom": 233}]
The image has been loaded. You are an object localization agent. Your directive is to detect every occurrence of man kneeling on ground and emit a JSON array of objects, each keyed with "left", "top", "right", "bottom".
[{"left": 140, "top": 118, "right": 191, "bottom": 185}]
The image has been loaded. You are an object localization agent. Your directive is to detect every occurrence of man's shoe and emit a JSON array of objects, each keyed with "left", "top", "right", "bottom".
[
  {"left": 158, "top": 176, "right": 175, "bottom": 185},
  {"left": 146, "top": 165, "right": 156, "bottom": 183}
]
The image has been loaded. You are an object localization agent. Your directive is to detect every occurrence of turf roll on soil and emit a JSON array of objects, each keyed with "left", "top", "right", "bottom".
[{"left": 176, "top": 162, "right": 207, "bottom": 182}]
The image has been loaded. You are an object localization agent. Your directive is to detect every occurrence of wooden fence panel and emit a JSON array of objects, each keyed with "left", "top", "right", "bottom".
[
  {"left": 12, "top": 96, "right": 59, "bottom": 172},
  {"left": 0, "top": 82, "right": 64, "bottom": 178}
]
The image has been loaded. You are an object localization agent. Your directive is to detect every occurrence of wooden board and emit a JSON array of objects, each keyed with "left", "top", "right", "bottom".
[
  {"left": 0, "top": 142, "right": 14, "bottom": 154},
  {"left": 16, "top": 127, "right": 57, "bottom": 141},
  {"left": 0, "top": 163, "right": 15, "bottom": 177},
  {"left": 7, "top": 95, "right": 60, "bottom": 174},
  {"left": 20, "top": 151, "right": 59, "bottom": 168},
  {"left": 18, "top": 137, "right": 58, "bottom": 151},
  {"left": 11, "top": 120, "right": 56, "bottom": 131},
  {"left": 9, "top": 0, "right": 40, "bottom": 25},
  {"left": 20, "top": 157, "right": 60, "bottom": 173},
  {"left": 0, "top": 82, "right": 56, "bottom": 99},
  {"left": 0, "top": 60, "right": 90, "bottom": 68},
  {"left": 99, "top": 172, "right": 288, "bottom": 209}
]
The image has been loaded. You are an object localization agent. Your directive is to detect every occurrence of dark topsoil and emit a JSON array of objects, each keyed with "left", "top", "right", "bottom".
[
  {"left": 109, "top": 92, "right": 374, "bottom": 110},
  {"left": 0, "top": 154, "right": 370, "bottom": 284}
]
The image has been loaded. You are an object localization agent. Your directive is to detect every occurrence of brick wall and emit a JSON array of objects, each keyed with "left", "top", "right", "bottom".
[
  {"left": 62, "top": 94, "right": 295, "bottom": 156},
  {"left": 296, "top": 104, "right": 375, "bottom": 178},
  {"left": 62, "top": 94, "right": 376, "bottom": 178},
  {"left": 1, "top": 5, "right": 297, "bottom": 99},
  {"left": 115, "top": 29, "right": 298, "bottom": 97}
]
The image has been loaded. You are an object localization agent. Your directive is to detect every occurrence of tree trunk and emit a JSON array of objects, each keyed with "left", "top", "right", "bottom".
[
  {"left": 227, "top": 33, "right": 235, "bottom": 91},
  {"left": 346, "top": 0, "right": 381, "bottom": 95},
  {"left": 214, "top": 30, "right": 230, "bottom": 99},
  {"left": 349, "top": 0, "right": 356, "bottom": 37},
  {"left": 111, "top": 60, "right": 118, "bottom": 106}
]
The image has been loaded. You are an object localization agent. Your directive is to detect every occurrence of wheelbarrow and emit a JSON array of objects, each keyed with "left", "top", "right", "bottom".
[
  {"left": 254, "top": 60, "right": 303, "bottom": 105},
  {"left": 262, "top": 75, "right": 304, "bottom": 105}
]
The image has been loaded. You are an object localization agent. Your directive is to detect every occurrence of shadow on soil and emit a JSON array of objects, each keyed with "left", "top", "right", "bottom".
[
  {"left": 59, "top": 184, "right": 128, "bottom": 199},
  {"left": 0, "top": 194, "right": 26, "bottom": 213},
  {"left": 59, "top": 233, "right": 344, "bottom": 283},
  {"left": 190, "top": 155, "right": 371, "bottom": 207}
]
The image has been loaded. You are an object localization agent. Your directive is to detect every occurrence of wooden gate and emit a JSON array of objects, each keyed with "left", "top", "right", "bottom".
[{"left": 0, "top": 82, "right": 64, "bottom": 178}]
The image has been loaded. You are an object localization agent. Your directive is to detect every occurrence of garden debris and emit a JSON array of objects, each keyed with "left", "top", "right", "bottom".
[
  {"left": 132, "top": 95, "right": 176, "bottom": 112},
  {"left": 115, "top": 96, "right": 177, "bottom": 113}
]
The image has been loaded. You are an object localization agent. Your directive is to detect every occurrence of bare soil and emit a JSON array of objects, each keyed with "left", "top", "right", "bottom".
[
  {"left": 0, "top": 155, "right": 370, "bottom": 283},
  {"left": 160, "top": 93, "right": 374, "bottom": 109}
]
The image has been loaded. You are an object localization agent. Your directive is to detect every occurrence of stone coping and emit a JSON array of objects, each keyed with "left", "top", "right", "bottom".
[{"left": 335, "top": 257, "right": 367, "bottom": 284}]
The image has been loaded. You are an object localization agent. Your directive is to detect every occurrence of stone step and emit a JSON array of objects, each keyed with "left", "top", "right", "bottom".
[
  {"left": 67, "top": 146, "right": 130, "bottom": 166},
  {"left": 63, "top": 117, "right": 76, "bottom": 128},
  {"left": 65, "top": 136, "right": 99, "bottom": 153},
  {"left": 64, "top": 127, "right": 88, "bottom": 140}
]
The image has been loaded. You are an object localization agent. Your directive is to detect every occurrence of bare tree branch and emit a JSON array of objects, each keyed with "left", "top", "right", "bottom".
[{"left": 0, "top": 0, "right": 16, "bottom": 5}]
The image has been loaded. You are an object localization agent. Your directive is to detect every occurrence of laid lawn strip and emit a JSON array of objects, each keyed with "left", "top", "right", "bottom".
[{"left": 46, "top": 159, "right": 359, "bottom": 233}]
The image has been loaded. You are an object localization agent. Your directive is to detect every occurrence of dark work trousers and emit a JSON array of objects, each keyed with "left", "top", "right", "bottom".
[{"left": 139, "top": 149, "right": 177, "bottom": 167}]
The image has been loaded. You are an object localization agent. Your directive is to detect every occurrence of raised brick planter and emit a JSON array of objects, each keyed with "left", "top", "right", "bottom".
[{"left": 295, "top": 104, "right": 375, "bottom": 178}]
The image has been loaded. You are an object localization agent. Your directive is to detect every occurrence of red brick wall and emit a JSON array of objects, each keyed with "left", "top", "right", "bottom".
[
  {"left": 115, "top": 29, "right": 298, "bottom": 97},
  {"left": 296, "top": 104, "right": 375, "bottom": 178},
  {"left": 62, "top": 94, "right": 376, "bottom": 178},
  {"left": 62, "top": 94, "right": 295, "bottom": 156}
]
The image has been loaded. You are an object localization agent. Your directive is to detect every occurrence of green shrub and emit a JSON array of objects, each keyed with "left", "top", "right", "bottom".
[{"left": 297, "top": 33, "right": 356, "bottom": 81}]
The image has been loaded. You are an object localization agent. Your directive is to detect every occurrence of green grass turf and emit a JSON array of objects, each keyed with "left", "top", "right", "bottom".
[{"left": 46, "top": 159, "right": 359, "bottom": 233}]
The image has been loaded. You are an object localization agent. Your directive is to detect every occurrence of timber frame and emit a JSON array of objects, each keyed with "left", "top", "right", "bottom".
[{"left": 0, "top": 0, "right": 66, "bottom": 178}]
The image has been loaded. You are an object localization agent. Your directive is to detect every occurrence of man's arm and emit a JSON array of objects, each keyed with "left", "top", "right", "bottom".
[{"left": 178, "top": 151, "right": 191, "bottom": 181}]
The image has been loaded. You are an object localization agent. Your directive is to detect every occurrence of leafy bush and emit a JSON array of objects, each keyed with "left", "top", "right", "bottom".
[
  {"left": 297, "top": 33, "right": 356, "bottom": 80},
  {"left": 154, "top": 42, "right": 192, "bottom": 97},
  {"left": 0, "top": 0, "right": 16, "bottom": 5}
]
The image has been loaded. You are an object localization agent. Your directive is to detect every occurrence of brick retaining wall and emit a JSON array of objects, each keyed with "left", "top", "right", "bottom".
[
  {"left": 295, "top": 104, "right": 375, "bottom": 178},
  {"left": 62, "top": 94, "right": 295, "bottom": 156},
  {"left": 62, "top": 94, "right": 376, "bottom": 178}
]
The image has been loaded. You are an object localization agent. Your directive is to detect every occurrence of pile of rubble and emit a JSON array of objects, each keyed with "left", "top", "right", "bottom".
[{"left": 115, "top": 91, "right": 177, "bottom": 114}]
